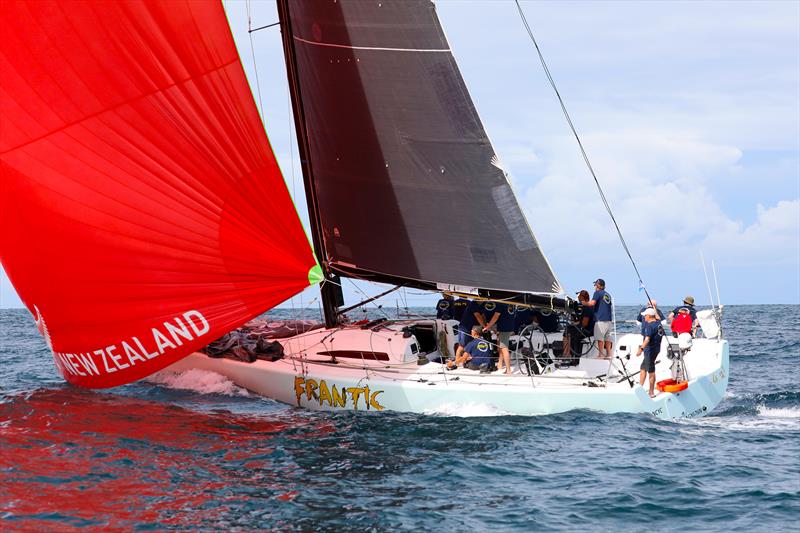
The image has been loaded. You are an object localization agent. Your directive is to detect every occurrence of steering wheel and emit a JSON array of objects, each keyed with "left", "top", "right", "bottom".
[{"left": 515, "top": 324, "right": 554, "bottom": 375}]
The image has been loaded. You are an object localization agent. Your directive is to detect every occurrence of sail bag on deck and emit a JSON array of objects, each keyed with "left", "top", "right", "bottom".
[{"left": 0, "top": 1, "right": 318, "bottom": 387}]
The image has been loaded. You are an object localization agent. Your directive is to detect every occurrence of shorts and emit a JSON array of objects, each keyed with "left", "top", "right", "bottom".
[
  {"left": 641, "top": 349, "right": 658, "bottom": 373},
  {"left": 594, "top": 321, "right": 612, "bottom": 341},
  {"left": 497, "top": 331, "right": 512, "bottom": 349},
  {"left": 426, "top": 352, "right": 444, "bottom": 364},
  {"left": 466, "top": 359, "right": 490, "bottom": 371}
]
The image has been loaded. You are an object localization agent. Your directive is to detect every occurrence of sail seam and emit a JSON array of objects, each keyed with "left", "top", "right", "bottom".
[
  {"left": 1, "top": 59, "right": 240, "bottom": 156},
  {"left": 293, "top": 36, "right": 450, "bottom": 53}
]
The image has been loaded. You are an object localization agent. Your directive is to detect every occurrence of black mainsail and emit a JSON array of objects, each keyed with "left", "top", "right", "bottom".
[{"left": 277, "top": 0, "right": 561, "bottom": 323}]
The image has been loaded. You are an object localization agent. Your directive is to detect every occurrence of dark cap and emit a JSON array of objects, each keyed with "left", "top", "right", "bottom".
[{"left": 594, "top": 278, "right": 605, "bottom": 287}]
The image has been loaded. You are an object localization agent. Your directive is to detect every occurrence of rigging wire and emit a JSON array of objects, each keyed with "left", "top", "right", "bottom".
[
  {"left": 245, "top": 1, "right": 266, "bottom": 124},
  {"left": 246, "top": 0, "right": 305, "bottom": 321},
  {"left": 249, "top": 21, "right": 280, "bottom": 33},
  {"left": 287, "top": 64, "right": 303, "bottom": 320},
  {"left": 245, "top": 1, "right": 290, "bottom": 320},
  {"left": 513, "top": 0, "right": 654, "bottom": 305}
]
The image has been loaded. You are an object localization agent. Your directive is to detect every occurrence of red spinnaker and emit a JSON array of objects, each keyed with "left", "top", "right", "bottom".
[{"left": 0, "top": 1, "right": 319, "bottom": 388}]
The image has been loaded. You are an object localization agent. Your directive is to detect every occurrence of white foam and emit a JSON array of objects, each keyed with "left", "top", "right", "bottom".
[
  {"left": 757, "top": 405, "right": 800, "bottom": 419},
  {"left": 147, "top": 369, "right": 250, "bottom": 397},
  {"left": 424, "top": 402, "right": 513, "bottom": 417},
  {"left": 681, "top": 406, "right": 800, "bottom": 433}
]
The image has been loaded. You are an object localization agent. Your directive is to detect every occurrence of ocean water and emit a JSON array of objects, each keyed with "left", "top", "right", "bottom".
[{"left": 1, "top": 305, "right": 798, "bottom": 531}]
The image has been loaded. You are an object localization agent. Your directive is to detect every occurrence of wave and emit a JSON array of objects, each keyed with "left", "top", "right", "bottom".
[
  {"left": 146, "top": 369, "right": 250, "bottom": 397},
  {"left": 683, "top": 414, "right": 799, "bottom": 432},
  {"left": 423, "top": 401, "right": 514, "bottom": 418},
  {"left": 757, "top": 405, "right": 800, "bottom": 419},
  {"left": 675, "top": 387, "right": 800, "bottom": 432}
]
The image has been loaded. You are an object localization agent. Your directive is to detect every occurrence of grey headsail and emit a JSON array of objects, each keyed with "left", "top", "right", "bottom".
[{"left": 278, "top": 0, "right": 559, "bottom": 298}]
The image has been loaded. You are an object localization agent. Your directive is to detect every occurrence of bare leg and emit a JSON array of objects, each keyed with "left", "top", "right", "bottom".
[
  {"left": 500, "top": 347, "right": 511, "bottom": 374},
  {"left": 596, "top": 340, "right": 605, "bottom": 358},
  {"left": 648, "top": 372, "right": 656, "bottom": 397},
  {"left": 449, "top": 346, "right": 464, "bottom": 368},
  {"left": 639, "top": 369, "right": 646, "bottom": 386},
  {"left": 605, "top": 341, "right": 613, "bottom": 359},
  {"left": 454, "top": 345, "right": 464, "bottom": 361}
]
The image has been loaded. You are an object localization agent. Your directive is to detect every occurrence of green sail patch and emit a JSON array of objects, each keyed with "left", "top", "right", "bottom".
[{"left": 308, "top": 264, "right": 324, "bottom": 285}]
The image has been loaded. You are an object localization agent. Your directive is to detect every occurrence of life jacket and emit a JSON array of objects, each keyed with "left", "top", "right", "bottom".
[{"left": 671, "top": 312, "right": 693, "bottom": 334}]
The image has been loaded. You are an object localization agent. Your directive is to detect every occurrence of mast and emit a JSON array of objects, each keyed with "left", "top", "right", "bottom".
[{"left": 276, "top": 0, "right": 342, "bottom": 328}]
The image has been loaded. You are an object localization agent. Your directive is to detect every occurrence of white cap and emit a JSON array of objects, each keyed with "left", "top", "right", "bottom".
[{"left": 643, "top": 308, "right": 657, "bottom": 317}]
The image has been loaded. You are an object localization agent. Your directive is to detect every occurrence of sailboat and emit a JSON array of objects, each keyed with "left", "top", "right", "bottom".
[{"left": 1, "top": 0, "right": 728, "bottom": 419}]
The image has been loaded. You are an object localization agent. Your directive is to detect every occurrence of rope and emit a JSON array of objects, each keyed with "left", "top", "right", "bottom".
[
  {"left": 245, "top": 1, "right": 266, "bottom": 125},
  {"left": 513, "top": 0, "right": 654, "bottom": 306}
]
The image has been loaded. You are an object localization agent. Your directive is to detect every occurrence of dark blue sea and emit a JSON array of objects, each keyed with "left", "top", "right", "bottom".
[{"left": 1, "top": 305, "right": 798, "bottom": 531}]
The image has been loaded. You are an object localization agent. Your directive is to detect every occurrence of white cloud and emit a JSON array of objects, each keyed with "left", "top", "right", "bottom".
[
  {"left": 519, "top": 129, "right": 797, "bottom": 275},
  {"left": 703, "top": 199, "right": 800, "bottom": 267}
]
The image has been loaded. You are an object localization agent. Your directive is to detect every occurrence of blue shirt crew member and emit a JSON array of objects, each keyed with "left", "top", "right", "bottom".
[
  {"left": 533, "top": 308, "right": 560, "bottom": 333},
  {"left": 478, "top": 301, "right": 499, "bottom": 330},
  {"left": 581, "top": 303, "right": 596, "bottom": 333},
  {"left": 449, "top": 325, "right": 489, "bottom": 370},
  {"left": 495, "top": 304, "right": 517, "bottom": 333},
  {"left": 564, "top": 290, "right": 595, "bottom": 363},
  {"left": 453, "top": 300, "right": 485, "bottom": 366},
  {"left": 587, "top": 278, "right": 614, "bottom": 359},
  {"left": 458, "top": 300, "right": 481, "bottom": 338},
  {"left": 514, "top": 307, "right": 534, "bottom": 333},
  {"left": 435, "top": 294, "right": 455, "bottom": 320},
  {"left": 451, "top": 298, "right": 469, "bottom": 321},
  {"left": 637, "top": 308, "right": 664, "bottom": 397},
  {"left": 463, "top": 336, "right": 493, "bottom": 371},
  {"left": 485, "top": 302, "right": 516, "bottom": 374},
  {"left": 637, "top": 299, "right": 664, "bottom": 327},
  {"left": 669, "top": 296, "right": 697, "bottom": 324}
]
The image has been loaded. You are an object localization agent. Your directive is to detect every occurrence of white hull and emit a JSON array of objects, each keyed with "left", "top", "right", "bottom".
[{"left": 164, "top": 319, "right": 729, "bottom": 420}]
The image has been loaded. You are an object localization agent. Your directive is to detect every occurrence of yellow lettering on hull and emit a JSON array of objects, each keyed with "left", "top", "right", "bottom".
[
  {"left": 294, "top": 376, "right": 305, "bottom": 406},
  {"left": 318, "top": 380, "right": 332, "bottom": 406},
  {"left": 293, "top": 376, "right": 385, "bottom": 411},
  {"left": 332, "top": 385, "right": 347, "bottom": 407}
]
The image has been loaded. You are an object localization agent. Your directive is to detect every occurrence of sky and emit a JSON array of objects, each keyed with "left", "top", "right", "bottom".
[{"left": 1, "top": 0, "right": 798, "bottom": 311}]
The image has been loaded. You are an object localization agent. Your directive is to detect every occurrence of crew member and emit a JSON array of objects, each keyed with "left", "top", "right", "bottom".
[
  {"left": 453, "top": 299, "right": 485, "bottom": 364},
  {"left": 669, "top": 307, "right": 693, "bottom": 336},
  {"left": 449, "top": 326, "right": 492, "bottom": 371},
  {"left": 668, "top": 296, "right": 698, "bottom": 336},
  {"left": 435, "top": 293, "right": 455, "bottom": 320},
  {"left": 483, "top": 301, "right": 516, "bottom": 374},
  {"left": 586, "top": 278, "right": 614, "bottom": 359},
  {"left": 563, "top": 290, "right": 595, "bottom": 363},
  {"left": 636, "top": 308, "right": 663, "bottom": 397},
  {"left": 637, "top": 299, "right": 664, "bottom": 327},
  {"left": 514, "top": 305, "right": 534, "bottom": 333},
  {"left": 478, "top": 300, "right": 498, "bottom": 333},
  {"left": 532, "top": 308, "right": 560, "bottom": 333},
  {"left": 451, "top": 297, "right": 470, "bottom": 321}
]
